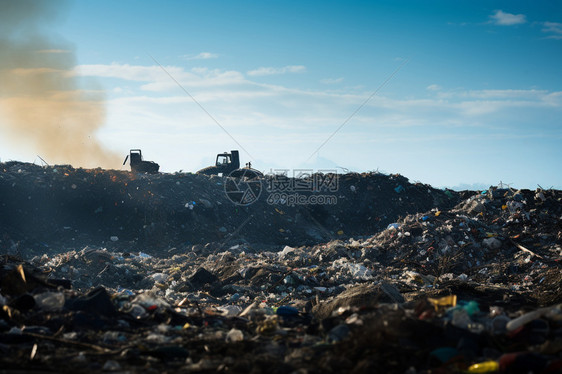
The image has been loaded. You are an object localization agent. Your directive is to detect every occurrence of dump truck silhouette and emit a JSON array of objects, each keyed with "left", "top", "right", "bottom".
[
  {"left": 123, "top": 149, "right": 159, "bottom": 174},
  {"left": 197, "top": 150, "right": 262, "bottom": 178}
]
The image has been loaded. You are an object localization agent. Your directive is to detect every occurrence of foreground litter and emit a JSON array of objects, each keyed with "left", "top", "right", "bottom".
[{"left": 1, "top": 162, "right": 561, "bottom": 373}]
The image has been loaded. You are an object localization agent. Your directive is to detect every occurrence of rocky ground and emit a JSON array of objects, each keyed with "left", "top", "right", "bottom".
[{"left": 0, "top": 162, "right": 561, "bottom": 373}]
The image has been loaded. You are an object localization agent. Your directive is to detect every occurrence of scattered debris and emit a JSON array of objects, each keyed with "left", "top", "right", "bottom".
[{"left": 0, "top": 163, "right": 561, "bottom": 372}]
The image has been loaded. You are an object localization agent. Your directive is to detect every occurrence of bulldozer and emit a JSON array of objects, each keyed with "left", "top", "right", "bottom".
[
  {"left": 197, "top": 150, "right": 262, "bottom": 178},
  {"left": 123, "top": 149, "right": 160, "bottom": 174}
]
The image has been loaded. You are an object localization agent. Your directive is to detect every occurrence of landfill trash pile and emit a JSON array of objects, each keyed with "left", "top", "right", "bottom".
[
  {"left": 0, "top": 161, "right": 459, "bottom": 254},
  {"left": 1, "top": 162, "right": 561, "bottom": 373}
]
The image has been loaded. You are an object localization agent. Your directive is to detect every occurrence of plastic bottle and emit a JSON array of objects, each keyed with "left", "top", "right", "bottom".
[{"left": 506, "top": 309, "right": 543, "bottom": 332}]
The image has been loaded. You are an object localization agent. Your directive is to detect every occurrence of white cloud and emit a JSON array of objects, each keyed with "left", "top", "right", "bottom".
[
  {"left": 542, "top": 21, "right": 562, "bottom": 39},
  {"left": 183, "top": 52, "right": 219, "bottom": 60},
  {"left": 247, "top": 65, "right": 306, "bottom": 76},
  {"left": 73, "top": 63, "right": 185, "bottom": 82},
  {"left": 140, "top": 69, "right": 245, "bottom": 91},
  {"left": 73, "top": 62, "right": 561, "bottom": 140},
  {"left": 73, "top": 63, "right": 246, "bottom": 92},
  {"left": 320, "top": 77, "right": 344, "bottom": 84},
  {"left": 543, "top": 91, "right": 562, "bottom": 106},
  {"left": 490, "top": 10, "right": 526, "bottom": 26},
  {"left": 73, "top": 63, "right": 562, "bottom": 117}
]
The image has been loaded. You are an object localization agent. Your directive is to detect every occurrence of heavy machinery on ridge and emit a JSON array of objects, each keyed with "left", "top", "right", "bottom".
[
  {"left": 123, "top": 149, "right": 160, "bottom": 174},
  {"left": 197, "top": 150, "right": 262, "bottom": 179}
]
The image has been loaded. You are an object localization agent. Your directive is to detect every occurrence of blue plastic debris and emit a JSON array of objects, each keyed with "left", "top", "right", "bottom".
[{"left": 276, "top": 305, "right": 299, "bottom": 317}]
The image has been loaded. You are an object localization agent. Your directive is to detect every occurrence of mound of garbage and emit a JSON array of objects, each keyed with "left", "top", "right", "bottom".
[
  {"left": 1, "top": 162, "right": 561, "bottom": 373},
  {"left": 0, "top": 162, "right": 460, "bottom": 254}
]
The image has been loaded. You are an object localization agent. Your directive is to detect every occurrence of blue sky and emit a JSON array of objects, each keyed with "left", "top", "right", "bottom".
[{"left": 1, "top": 0, "right": 561, "bottom": 189}]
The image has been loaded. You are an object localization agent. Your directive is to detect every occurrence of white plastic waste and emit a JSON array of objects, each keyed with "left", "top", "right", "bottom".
[
  {"left": 34, "top": 292, "right": 65, "bottom": 312},
  {"left": 225, "top": 328, "right": 244, "bottom": 342}
]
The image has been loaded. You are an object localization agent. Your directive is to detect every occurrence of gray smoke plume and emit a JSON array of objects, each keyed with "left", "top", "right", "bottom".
[{"left": 0, "top": 0, "right": 120, "bottom": 168}]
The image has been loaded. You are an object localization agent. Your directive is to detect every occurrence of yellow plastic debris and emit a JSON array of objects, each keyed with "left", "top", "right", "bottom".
[
  {"left": 256, "top": 316, "right": 278, "bottom": 335},
  {"left": 435, "top": 211, "right": 441, "bottom": 216},
  {"left": 337, "top": 230, "right": 344, "bottom": 235},
  {"left": 17, "top": 265, "right": 26, "bottom": 283},
  {"left": 427, "top": 295, "right": 457, "bottom": 311},
  {"left": 466, "top": 360, "right": 499, "bottom": 373}
]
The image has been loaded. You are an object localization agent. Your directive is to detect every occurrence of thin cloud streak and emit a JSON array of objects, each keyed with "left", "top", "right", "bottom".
[
  {"left": 73, "top": 62, "right": 562, "bottom": 143},
  {"left": 542, "top": 21, "right": 562, "bottom": 39},
  {"left": 74, "top": 63, "right": 246, "bottom": 90},
  {"left": 183, "top": 52, "right": 219, "bottom": 60},
  {"left": 75, "top": 62, "right": 561, "bottom": 108},
  {"left": 247, "top": 65, "right": 306, "bottom": 76}
]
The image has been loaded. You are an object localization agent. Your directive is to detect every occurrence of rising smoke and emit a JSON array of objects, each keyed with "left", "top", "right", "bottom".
[{"left": 0, "top": 0, "right": 120, "bottom": 168}]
